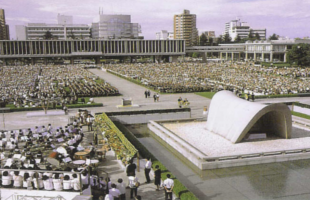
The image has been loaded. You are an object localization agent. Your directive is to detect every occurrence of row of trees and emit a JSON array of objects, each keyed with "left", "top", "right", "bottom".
[
  {"left": 43, "top": 30, "right": 87, "bottom": 40},
  {"left": 198, "top": 33, "right": 279, "bottom": 46},
  {"left": 287, "top": 43, "right": 310, "bottom": 67}
]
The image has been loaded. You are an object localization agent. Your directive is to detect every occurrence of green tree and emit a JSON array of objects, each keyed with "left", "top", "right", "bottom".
[
  {"left": 199, "top": 33, "right": 207, "bottom": 46},
  {"left": 223, "top": 33, "right": 231, "bottom": 43},
  {"left": 248, "top": 31, "right": 254, "bottom": 41},
  {"left": 208, "top": 37, "right": 214, "bottom": 46},
  {"left": 287, "top": 44, "right": 310, "bottom": 67},
  {"left": 255, "top": 33, "right": 260, "bottom": 40},
  {"left": 269, "top": 33, "right": 278, "bottom": 40},
  {"left": 217, "top": 35, "right": 223, "bottom": 44},
  {"left": 234, "top": 35, "right": 241, "bottom": 43},
  {"left": 43, "top": 31, "right": 53, "bottom": 40}
]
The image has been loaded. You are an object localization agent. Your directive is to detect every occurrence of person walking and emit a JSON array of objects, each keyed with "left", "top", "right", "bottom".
[
  {"left": 153, "top": 94, "right": 157, "bottom": 102},
  {"left": 147, "top": 90, "right": 151, "bottom": 98},
  {"left": 178, "top": 97, "right": 182, "bottom": 108},
  {"left": 144, "top": 158, "right": 152, "bottom": 183}
]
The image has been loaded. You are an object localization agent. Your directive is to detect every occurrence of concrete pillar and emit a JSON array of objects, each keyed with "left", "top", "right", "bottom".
[
  {"left": 262, "top": 53, "right": 264, "bottom": 61},
  {"left": 70, "top": 57, "right": 74, "bottom": 64},
  {"left": 225, "top": 52, "right": 228, "bottom": 60},
  {"left": 31, "top": 58, "right": 35, "bottom": 65},
  {"left": 201, "top": 53, "right": 207, "bottom": 63},
  {"left": 152, "top": 56, "right": 155, "bottom": 63},
  {"left": 130, "top": 56, "right": 133, "bottom": 63},
  {"left": 231, "top": 53, "right": 234, "bottom": 61},
  {"left": 284, "top": 53, "right": 287, "bottom": 62},
  {"left": 95, "top": 57, "right": 100, "bottom": 65},
  {"left": 220, "top": 52, "right": 222, "bottom": 60},
  {"left": 44, "top": 58, "right": 47, "bottom": 65},
  {"left": 270, "top": 52, "right": 273, "bottom": 62},
  {"left": 245, "top": 52, "right": 248, "bottom": 60},
  {"left": 254, "top": 52, "right": 256, "bottom": 61}
]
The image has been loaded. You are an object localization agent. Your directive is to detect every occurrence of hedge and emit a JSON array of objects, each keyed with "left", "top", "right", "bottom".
[
  {"left": 291, "top": 111, "right": 310, "bottom": 120},
  {"left": 256, "top": 93, "right": 310, "bottom": 99},
  {"left": 114, "top": 121, "right": 199, "bottom": 200},
  {"left": 5, "top": 103, "right": 103, "bottom": 112}
]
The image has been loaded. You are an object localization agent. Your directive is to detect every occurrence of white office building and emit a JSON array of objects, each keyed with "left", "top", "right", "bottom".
[
  {"left": 155, "top": 30, "right": 174, "bottom": 40},
  {"left": 15, "top": 15, "right": 90, "bottom": 40},
  {"left": 225, "top": 19, "right": 266, "bottom": 41},
  {"left": 91, "top": 14, "right": 141, "bottom": 39}
]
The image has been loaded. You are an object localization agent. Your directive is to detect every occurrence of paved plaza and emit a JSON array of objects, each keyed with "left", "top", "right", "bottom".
[{"left": 3, "top": 68, "right": 310, "bottom": 199}]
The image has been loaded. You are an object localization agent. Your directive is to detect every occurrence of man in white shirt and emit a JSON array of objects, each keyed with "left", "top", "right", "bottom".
[
  {"left": 128, "top": 175, "right": 139, "bottom": 199},
  {"left": 71, "top": 174, "right": 81, "bottom": 191},
  {"left": 109, "top": 183, "right": 121, "bottom": 199},
  {"left": 13, "top": 171, "right": 23, "bottom": 188},
  {"left": 163, "top": 174, "right": 174, "bottom": 200},
  {"left": 144, "top": 158, "right": 152, "bottom": 183},
  {"left": 117, "top": 178, "right": 126, "bottom": 200}
]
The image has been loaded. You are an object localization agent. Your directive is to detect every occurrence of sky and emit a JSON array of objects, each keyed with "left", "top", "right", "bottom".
[{"left": 2, "top": 0, "right": 310, "bottom": 40}]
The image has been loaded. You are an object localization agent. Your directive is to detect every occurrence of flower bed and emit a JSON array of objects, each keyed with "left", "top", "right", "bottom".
[{"left": 94, "top": 113, "right": 138, "bottom": 164}]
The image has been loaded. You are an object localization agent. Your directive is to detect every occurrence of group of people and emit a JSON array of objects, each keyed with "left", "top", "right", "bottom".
[
  {"left": 104, "top": 61, "right": 310, "bottom": 96},
  {"left": 0, "top": 64, "right": 119, "bottom": 108},
  {"left": 177, "top": 97, "right": 190, "bottom": 108}
]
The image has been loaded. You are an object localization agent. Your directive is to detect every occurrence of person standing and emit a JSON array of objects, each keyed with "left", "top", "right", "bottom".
[
  {"left": 144, "top": 158, "right": 152, "bottom": 183},
  {"left": 156, "top": 93, "right": 160, "bottom": 102},
  {"left": 154, "top": 165, "right": 161, "bottom": 191},
  {"left": 147, "top": 90, "right": 151, "bottom": 98},
  {"left": 128, "top": 175, "right": 139, "bottom": 199},
  {"left": 116, "top": 178, "right": 126, "bottom": 200},
  {"left": 109, "top": 183, "right": 121, "bottom": 199},
  {"left": 86, "top": 114, "right": 94, "bottom": 131},
  {"left": 178, "top": 97, "right": 182, "bottom": 108},
  {"left": 163, "top": 174, "right": 174, "bottom": 200},
  {"left": 144, "top": 90, "right": 148, "bottom": 98},
  {"left": 153, "top": 94, "right": 157, "bottom": 102}
]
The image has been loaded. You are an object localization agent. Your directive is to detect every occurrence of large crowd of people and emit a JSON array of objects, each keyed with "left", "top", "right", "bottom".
[
  {"left": 0, "top": 65, "right": 119, "bottom": 108},
  {"left": 104, "top": 62, "right": 310, "bottom": 95}
]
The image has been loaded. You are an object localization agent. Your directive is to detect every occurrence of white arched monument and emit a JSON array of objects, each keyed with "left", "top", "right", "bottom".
[{"left": 206, "top": 90, "right": 292, "bottom": 143}]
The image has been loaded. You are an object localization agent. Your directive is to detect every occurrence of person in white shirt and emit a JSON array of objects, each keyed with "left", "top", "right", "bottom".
[
  {"left": 63, "top": 175, "right": 72, "bottom": 191},
  {"left": 116, "top": 178, "right": 126, "bottom": 200},
  {"left": 144, "top": 158, "right": 152, "bottom": 183},
  {"left": 43, "top": 175, "right": 54, "bottom": 190},
  {"left": 163, "top": 174, "right": 174, "bottom": 200},
  {"left": 71, "top": 173, "right": 81, "bottom": 191},
  {"left": 53, "top": 173, "right": 63, "bottom": 191},
  {"left": 13, "top": 171, "right": 23, "bottom": 188},
  {"left": 128, "top": 175, "right": 139, "bottom": 199},
  {"left": 81, "top": 171, "right": 89, "bottom": 190},
  {"left": 33, "top": 173, "right": 44, "bottom": 189},
  {"left": 2, "top": 171, "right": 13, "bottom": 188},
  {"left": 109, "top": 183, "right": 121, "bottom": 199},
  {"left": 104, "top": 194, "right": 113, "bottom": 200},
  {"left": 23, "top": 172, "right": 33, "bottom": 189}
]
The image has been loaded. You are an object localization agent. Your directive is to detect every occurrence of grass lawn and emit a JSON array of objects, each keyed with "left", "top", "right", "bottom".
[
  {"left": 291, "top": 111, "right": 310, "bottom": 120},
  {"left": 195, "top": 92, "right": 216, "bottom": 99}
]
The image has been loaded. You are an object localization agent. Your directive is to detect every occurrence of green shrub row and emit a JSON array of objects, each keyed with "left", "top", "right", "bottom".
[
  {"left": 294, "top": 102, "right": 310, "bottom": 109},
  {"left": 255, "top": 93, "right": 310, "bottom": 99},
  {"left": 114, "top": 121, "right": 199, "bottom": 200},
  {"left": 5, "top": 103, "right": 103, "bottom": 112},
  {"left": 291, "top": 111, "right": 310, "bottom": 120}
]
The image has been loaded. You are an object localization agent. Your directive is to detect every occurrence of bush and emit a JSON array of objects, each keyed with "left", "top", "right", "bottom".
[{"left": 114, "top": 121, "right": 199, "bottom": 200}]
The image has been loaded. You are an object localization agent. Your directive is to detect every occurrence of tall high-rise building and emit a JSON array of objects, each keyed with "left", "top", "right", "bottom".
[
  {"left": 174, "top": 10, "right": 198, "bottom": 47},
  {"left": 225, "top": 19, "right": 266, "bottom": 41},
  {"left": 91, "top": 14, "right": 142, "bottom": 39},
  {"left": 0, "top": 9, "right": 10, "bottom": 40}
]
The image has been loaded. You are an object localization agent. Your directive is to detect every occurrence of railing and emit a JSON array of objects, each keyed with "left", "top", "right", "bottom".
[{"left": 4, "top": 194, "right": 67, "bottom": 200}]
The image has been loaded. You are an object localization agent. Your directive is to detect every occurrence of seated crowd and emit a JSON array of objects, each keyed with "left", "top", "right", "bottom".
[{"left": 104, "top": 61, "right": 310, "bottom": 95}]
